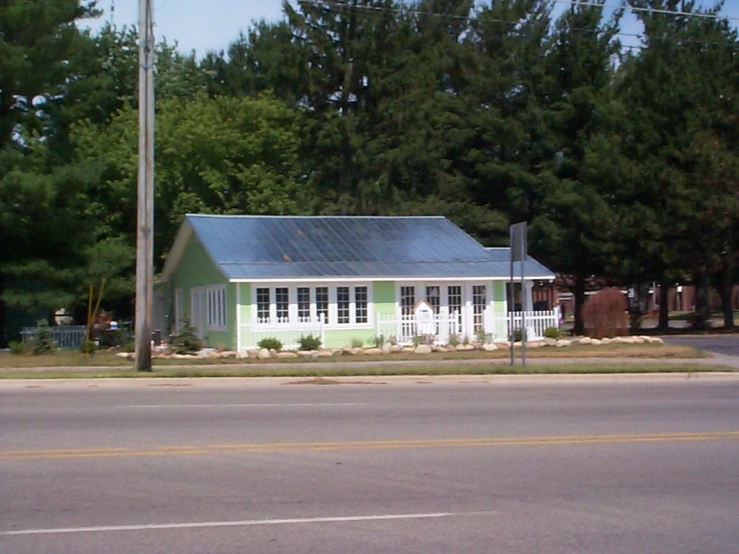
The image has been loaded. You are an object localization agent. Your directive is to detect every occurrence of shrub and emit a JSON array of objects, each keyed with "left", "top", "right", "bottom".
[
  {"left": 298, "top": 334, "right": 321, "bottom": 351},
  {"left": 448, "top": 334, "right": 460, "bottom": 347},
  {"left": 462, "top": 335, "right": 470, "bottom": 346},
  {"left": 32, "top": 320, "right": 56, "bottom": 355},
  {"left": 475, "top": 329, "right": 487, "bottom": 343},
  {"left": 512, "top": 328, "right": 527, "bottom": 342},
  {"left": 373, "top": 334, "right": 385, "bottom": 347},
  {"left": 123, "top": 340, "right": 136, "bottom": 353},
  {"left": 629, "top": 311, "right": 643, "bottom": 333},
  {"left": 257, "top": 337, "right": 283, "bottom": 352},
  {"left": 350, "top": 337, "right": 364, "bottom": 348},
  {"left": 543, "top": 326, "right": 561, "bottom": 339},
  {"left": 80, "top": 340, "right": 98, "bottom": 355},
  {"left": 172, "top": 320, "right": 203, "bottom": 355},
  {"left": 9, "top": 341, "right": 26, "bottom": 355}
]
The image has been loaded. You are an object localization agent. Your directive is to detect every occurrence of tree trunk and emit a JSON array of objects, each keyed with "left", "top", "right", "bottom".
[
  {"left": 573, "top": 273, "right": 586, "bottom": 336},
  {"left": 658, "top": 279, "right": 670, "bottom": 330},
  {"left": 717, "top": 275, "right": 735, "bottom": 329}
]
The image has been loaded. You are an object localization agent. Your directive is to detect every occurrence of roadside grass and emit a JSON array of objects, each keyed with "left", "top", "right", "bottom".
[
  {"left": 0, "top": 363, "right": 732, "bottom": 380},
  {"left": 0, "top": 343, "right": 707, "bottom": 369}
]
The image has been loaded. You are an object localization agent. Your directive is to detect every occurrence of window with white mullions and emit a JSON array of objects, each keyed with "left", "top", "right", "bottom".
[
  {"left": 316, "top": 287, "right": 329, "bottom": 324},
  {"left": 473, "top": 285, "right": 487, "bottom": 333},
  {"left": 275, "top": 287, "right": 289, "bottom": 323},
  {"left": 256, "top": 288, "right": 270, "bottom": 323},
  {"left": 337, "top": 286, "right": 350, "bottom": 324},
  {"left": 447, "top": 285, "right": 462, "bottom": 334},
  {"left": 355, "top": 286, "right": 368, "bottom": 323},
  {"left": 297, "top": 287, "right": 310, "bottom": 322},
  {"left": 400, "top": 286, "right": 415, "bottom": 338}
]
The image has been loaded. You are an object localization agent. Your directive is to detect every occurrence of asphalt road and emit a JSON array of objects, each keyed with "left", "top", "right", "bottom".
[
  {"left": 2, "top": 379, "right": 738, "bottom": 554},
  {"left": 663, "top": 334, "right": 739, "bottom": 357}
]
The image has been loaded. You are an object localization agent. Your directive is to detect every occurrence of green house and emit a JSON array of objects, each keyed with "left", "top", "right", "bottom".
[{"left": 158, "top": 215, "right": 556, "bottom": 351}]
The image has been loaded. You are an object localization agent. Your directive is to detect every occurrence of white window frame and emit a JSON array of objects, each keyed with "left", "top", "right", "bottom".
[
  {"left": 251, "top": 283, "right": 373, "bottom": 329},
  {"left": 174, "top": 288, "right": 184, "bottom": 333},
  {"left": 206, "top": 284, "right": 227, "bottom": 331}
]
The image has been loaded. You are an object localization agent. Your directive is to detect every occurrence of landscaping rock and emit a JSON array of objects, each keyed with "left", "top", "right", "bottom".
[
  {"left": 445, "top": 344, "right": 457, "bottom": 352},
  {"left": 317, "top": 350, "right": 333, "bottom": 357},
  {"left": 579, "top": 337, "right": 593, "bottom": 345},
  {"left": 297, "top": 351, "right": 312, "bottom": 357},
  {"left": 277, "top": 352, "right": 298, "bottom": 359},
  {"left": 527, "top": 341, "right": 545, "bottom": 349},
  {"left": 173, "top": 353, "right": 197, "bottom": 359},
  {"left": 207, "top": 351, "right": 221, "bottom": 359},
  {"left": 269, "top": 348, "right": 278, "bottom": 357},
  {"left": 650, "top": 337, "right": 664, "bottom": 344},
  {"left": 457, "top": 344, "right": 475, "bottom": 351},
  {"left": 380, "top": 343, "right": 393, "bottom": 355},
  {"left": 221, "top": 351, "right": 237, "bottom": 359},
  {"left": 351, "top": 347, "right": 364, "bottom": 355},
  {"left": 591, "top": 339, "right": 602, "bottom": 346},
  {"left": 414, "top": 344, "right": 432, "bottom": 354},
  {"left": 543, "top": 338, "right": 557, "bottom": 347},
  {"left": 247, "top": 349, "right": 260, "bottom": 359},
  {"left": 331, "top": 349, "right": 343, "bottom": 356},
  {"left": 116, "top": 352, "right": 132, "bottom": 359},
  {"left": 482, "top": 343, "right": 497, "bottom": 352},
  {"left": 364, "top": 348, "right": 382, "bottom": 355},
  {"left": 513, "top": 341, "right": 523, "bottom": 348},
  {"left": 556, "top": 339, "right": 573, "bottom": 347},
  {"left": 402, "top": 346, "right": 415, "bottom": 353},
  {"left": 632, "top": 336, "right": 645, "bottom": 344},
  {"left": 495, "top": 341, "right": 511, "bottom": 350},
  {"left": 237, "top": 351, "right": 250, "bottom": 359},
  {"left": 390, "top": 344, "right": 402, "bottom": 353},
  {"left": 257, "top": 348, "right": 271, "bottom": 360}
]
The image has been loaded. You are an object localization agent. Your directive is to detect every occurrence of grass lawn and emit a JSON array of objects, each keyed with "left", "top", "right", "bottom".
[
  {"left": 0, "top": 363, "right": 732, "bottom": 380},
  {"left": 0, "top": 343, "right": 709, "bottom": 371}
]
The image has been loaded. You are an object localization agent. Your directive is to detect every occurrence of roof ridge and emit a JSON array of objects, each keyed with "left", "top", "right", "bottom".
[{"left": 185, "top": 214, "right": 447, "bottom": 219}]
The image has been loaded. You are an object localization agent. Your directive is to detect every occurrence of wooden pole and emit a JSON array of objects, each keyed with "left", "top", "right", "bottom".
[{"left": 135, "top": 0, "right": 155, "bottom": 371}]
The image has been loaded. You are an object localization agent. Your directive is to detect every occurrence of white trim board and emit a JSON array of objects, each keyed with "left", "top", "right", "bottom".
[{"left": 229, "top": 275, "right": 555, "bottom": 284}]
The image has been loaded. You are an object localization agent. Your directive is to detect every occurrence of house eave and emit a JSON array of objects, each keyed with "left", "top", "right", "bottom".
[{"left": 227, "top": 275, "right": 556, "bottom": 284}]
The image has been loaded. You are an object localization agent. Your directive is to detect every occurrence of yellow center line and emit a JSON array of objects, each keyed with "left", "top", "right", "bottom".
[{"left": 2, "top": 431, "right": 737, "bottom": 461}]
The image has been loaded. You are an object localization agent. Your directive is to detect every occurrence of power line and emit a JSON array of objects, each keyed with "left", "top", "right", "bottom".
[
  {"left": 555, "top": 0, "right": 739, "bottom": 22},
  {"left": 298, "top": 0, "right": 739, "bottom": 23}
]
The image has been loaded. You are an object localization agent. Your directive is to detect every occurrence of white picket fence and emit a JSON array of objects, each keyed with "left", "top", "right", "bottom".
[
  {"left": 485, "top": 310, "right": 559, "bottom": 340},
  {"left": 21, "top": 325, "right": 87, "bottom": 349},
  {"left": 240, "top": 317, "right": 325, "bottom": 350},
  {"left": 376, "top": 312, "right": 463, "bottom": 345}
]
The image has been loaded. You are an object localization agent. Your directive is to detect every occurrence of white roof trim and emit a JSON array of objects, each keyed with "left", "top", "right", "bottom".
[
  {"left": 228, "top": 275, "right": 555, "bottom": 284},
  {"left": 160, "top": 220, "right": 194, "bottom": 282}
]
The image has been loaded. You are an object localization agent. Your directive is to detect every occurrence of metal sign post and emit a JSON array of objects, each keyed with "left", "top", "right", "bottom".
[{"left": 509, "top": 222, "right": 528, "bottom": 366}]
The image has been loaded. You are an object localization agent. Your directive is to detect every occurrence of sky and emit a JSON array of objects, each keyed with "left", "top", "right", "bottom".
[{"left": 81, "top": 0, "right": 739, "bottom": 57}]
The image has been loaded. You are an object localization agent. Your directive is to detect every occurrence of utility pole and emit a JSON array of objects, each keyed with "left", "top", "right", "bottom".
[{"left": 135, "top": 0, "right": 155, "bottom": 371}]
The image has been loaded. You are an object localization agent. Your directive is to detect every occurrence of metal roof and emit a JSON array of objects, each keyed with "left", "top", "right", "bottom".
[{"left": 179, "top": 215, "right": 554, "bottom": 281}]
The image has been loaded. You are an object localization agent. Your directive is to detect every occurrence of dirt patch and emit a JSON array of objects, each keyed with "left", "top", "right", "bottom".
[{"left": 284, "top": 377, "right": 384, "bottom": 385}]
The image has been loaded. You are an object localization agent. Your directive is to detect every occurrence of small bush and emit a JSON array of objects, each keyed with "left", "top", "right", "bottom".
[
  {"left": 32, "top": 320, "right": 56, "bottom": 355},
  {"left": 80, "top": 340, "right": 98, "bottom": 355},
  {"left": 123, "top": 340, "right": 136, "bottom": 353},
  {"left": 448, "top": 334, "right": 460, "bottom": 347},
  {"left": 298, "top": 334, "right": 321, "bottom": 351},
  {"left": 629, "top": 311, "right": 643, "bottom": 333},
  {"left": 475, "top": 329, "right": 487, "bottom": 343},
  {"left": 543, "top": 326, "right": 561, "bottom": 339},
  {"left": 373, "top": 334, "right": 385, "bottom": 347},
  {"left": 512, "top": 328, "right": 527, "bottom": 342},
  {"left": 350, "top": 337, "right": 364, "bottom": 348},
  {"left": 463, "top": 335, "right": 470, "bottom": 346},
  {"left": 172, "top": 320, "right": 203, "bottom": 355},
  {"left": 257, "top": 337, "right": 283, "bottom": 352},
  {"left": 9, "top": 341, "right": 26, "bottom": 355}
]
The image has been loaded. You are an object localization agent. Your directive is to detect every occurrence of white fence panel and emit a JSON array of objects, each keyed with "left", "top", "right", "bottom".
[
  {"left": 21, "top": 325, "right": 87, "bottom": 349},
  {"left": 240, "top": 317, "right": 325, "bottom": 350},
  {"left": 377, "top": 312, "right": 463, "bottom": 345},
  {"left": 486, "top": 310, "right": 558, "bottom": 340}
]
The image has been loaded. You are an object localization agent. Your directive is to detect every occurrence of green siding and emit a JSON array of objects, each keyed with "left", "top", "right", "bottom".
[
  {"left": 492, "top": 280, "right": 507, "bottom": 339},
  {"left": 172, "top": 234, "right": 235, "bottom": 349},
  {"left": 322, "top": 282, "right": 396, "bottom": 348}
]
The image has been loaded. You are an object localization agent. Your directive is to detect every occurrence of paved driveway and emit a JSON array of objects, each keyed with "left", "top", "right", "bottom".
[{"left": 663, "top": 335, "right": 739, "bottom": 357}]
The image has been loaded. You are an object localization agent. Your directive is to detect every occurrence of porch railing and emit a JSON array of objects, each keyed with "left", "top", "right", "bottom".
[{"left": 21, "top": 325, "right": 87, "bottom": 350}]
